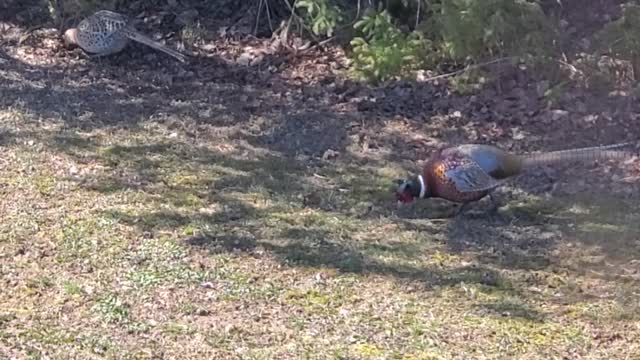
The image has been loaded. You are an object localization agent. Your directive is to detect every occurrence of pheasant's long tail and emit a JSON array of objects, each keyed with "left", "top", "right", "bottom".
[
  {"left": 521, "top": 142, "right": 637, "bottom": 168},
  {"left": 124, "top": 30, "right": 187, "bottom": 62}
]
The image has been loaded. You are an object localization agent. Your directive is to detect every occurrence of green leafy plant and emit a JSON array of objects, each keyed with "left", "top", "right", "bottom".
[
  {"left": 295, "top": 0, "right": 342, "bottom": 37},
  {"left": 349, "top": 10, "right": 432, "bottom": 82},
  {"left": 92, "top": 294, "right": 130, "bottom": 324}
]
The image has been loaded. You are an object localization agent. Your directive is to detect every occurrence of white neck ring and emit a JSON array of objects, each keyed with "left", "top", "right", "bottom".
[{"left": 418, "top": 175, "right": 426, "bottom": 198}]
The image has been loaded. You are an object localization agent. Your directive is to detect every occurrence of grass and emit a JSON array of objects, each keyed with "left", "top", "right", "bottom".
[
  {"left": 1, "top": 43, "right": 640, "bottom": 360},
  {"left": 1, "top": 114, "right": 638, "bottom": 359}
]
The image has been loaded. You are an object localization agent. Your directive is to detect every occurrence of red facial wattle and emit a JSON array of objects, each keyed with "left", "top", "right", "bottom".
[{"left": 396, "top": 191, "right": 415, "bottom": 203}]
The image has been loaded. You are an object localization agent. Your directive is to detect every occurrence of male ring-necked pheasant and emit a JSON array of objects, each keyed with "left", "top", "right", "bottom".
[
  {"left": 395, "top": 142, "right": 636, "bottom": 213},
  {"left": 62, "top": 10, "right": 187, "bottom": 62}
]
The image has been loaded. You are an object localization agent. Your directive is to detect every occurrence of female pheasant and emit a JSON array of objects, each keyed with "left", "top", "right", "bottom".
[
  {"left": 395, "top": 142, "right": 636, "bottom": 213},
  {"left": 62, "top": 10, "right": 187, "bottom": 62}
]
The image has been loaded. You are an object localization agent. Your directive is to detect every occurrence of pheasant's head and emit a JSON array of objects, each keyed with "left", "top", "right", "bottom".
[
  {"left": 394, "top": 175, "right": 427, "bottom": 204},
  {"left": 62, "top": 28, "right": 78, "bottom": 46}
]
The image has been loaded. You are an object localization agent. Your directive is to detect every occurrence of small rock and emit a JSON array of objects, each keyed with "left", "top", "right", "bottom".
[
  {"left": 236, "top": 53, "right": 253, "bottom": 66},
  {"left": 551, "top": 109, "right": 569, "bottom": 121},
  {"left": 322, "top": 149, "right": 339, "bottom": 160},
  {"left": 314, "top": 272, "right": 329, "bottom": 282},
  {"left": 225, "top": 324, "right": 236, "bottom": 333},
  {"left": 195, "top": 308, "right": 210, "bottom": 316},
  {"left": 200, "top": 282, "right": 215, "bottom": 289},
  {"left": 538, "top": 232, "right": 556, "bottom": 240},
  {"left": 511, "top": 127, "right": 526, "bottom": 140},
  {"left": 250, "top": 54, "right": 264, "bottom": 66}
]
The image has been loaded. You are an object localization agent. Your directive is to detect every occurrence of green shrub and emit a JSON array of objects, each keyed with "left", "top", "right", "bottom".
[
  {"left": 421, "top": 0, "right": 556, "bottom": 63},
  {"left": 348, "top": 10, "right": 432, "bottom": 82},
  {"left": 295, "top": 0, "right": 343, "bottom": 37}
]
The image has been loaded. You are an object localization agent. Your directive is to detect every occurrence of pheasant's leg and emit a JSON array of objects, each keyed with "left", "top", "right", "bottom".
[
  {"left": 85, "top": 53, "right": 109, "bottom": 67},
  {"left": 82, "top": 52, "right": 104, "bottom": 67},
  {"left": 488, "top": 192, "right": 498, "bottom": 210},
  {"left": 454, "top": 202, "right": 470, "bottom": 217}
]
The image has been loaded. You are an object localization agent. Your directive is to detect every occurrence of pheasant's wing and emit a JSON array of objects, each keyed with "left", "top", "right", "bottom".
[
  {"left": 93, "top": 10, "right": 130, "bottom": 24},
  {"left": 445, "top": 160, "right": 505, "bottom": 193},
  {"left": 88, "top": 10, "right": 187, "bottom": 62},
  {"left": 78, "top": 11, "right": 128, "bottom": 36}
]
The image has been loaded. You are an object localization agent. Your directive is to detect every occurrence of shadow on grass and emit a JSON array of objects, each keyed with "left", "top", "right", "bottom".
[
  {"left": 3, "top": 9, "right": 639, "bottom": 301},
  {"left": 183, "top": 225, "right": 521, "bottom": 291},
  {"left": 476, "top": 299, "right": 545, "bottom": 322},
  {"left": 435, "top": 185, "right": 640, "bottom": 277},
  {"left": 12, "top": 124, "right": 638, "bottom": 293},
  {"left": 389, "top": 168, "right": 640, "bottom": 277},
  {"left": 60, "top": 132, "right": 516, "bottom": 293}
]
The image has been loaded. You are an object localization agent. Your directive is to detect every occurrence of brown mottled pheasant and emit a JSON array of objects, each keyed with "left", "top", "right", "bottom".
[
  {"left": 395, "top": 142, "right": 636, "bottom": 213},
  {"left": 62, "top": 10, "right": 187, "bottom": 62}
]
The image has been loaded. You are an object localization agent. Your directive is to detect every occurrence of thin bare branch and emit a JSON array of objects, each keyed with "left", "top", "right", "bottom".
[{"left": 420, "top": 57, "right": 516, "bottom": 82}]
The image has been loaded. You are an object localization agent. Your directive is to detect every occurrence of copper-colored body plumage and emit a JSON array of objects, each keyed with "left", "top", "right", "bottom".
[
  {"left": 396, "top": 142, "right": 636, "bottom": 206},
  {"left": 62, "top": 10, "right": 187, "bottom": 62}
]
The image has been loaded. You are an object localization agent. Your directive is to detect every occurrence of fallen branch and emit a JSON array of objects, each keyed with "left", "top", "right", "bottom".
[{"left": 420, "top": 57, "right": 517, "bottom": 82}]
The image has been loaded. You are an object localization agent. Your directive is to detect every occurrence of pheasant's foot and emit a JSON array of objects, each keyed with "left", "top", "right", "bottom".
[
  {"left": 453, "top": 202, "right": 470, "bottom": 217},
  {"left": 83, "top": 52, "right": 107, "bottom": 66},
  {"left": 454, "top": 196, "right": 500, "bottom": 218},
  {"left": 488, "top": 192, "right": 501, "bottom": 213}
]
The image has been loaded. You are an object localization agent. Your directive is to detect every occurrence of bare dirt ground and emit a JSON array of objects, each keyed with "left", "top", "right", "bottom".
[{"left": 1, "top": 1, "right": 640, "bottom": 359}]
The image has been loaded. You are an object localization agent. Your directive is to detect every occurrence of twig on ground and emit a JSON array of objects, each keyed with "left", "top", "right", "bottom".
[
  {"left": 420, "top": 57, "right": 516, "bottom": 82},
  {"left": 18, "top": 25, "right": 44, "bottom": 45}
]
